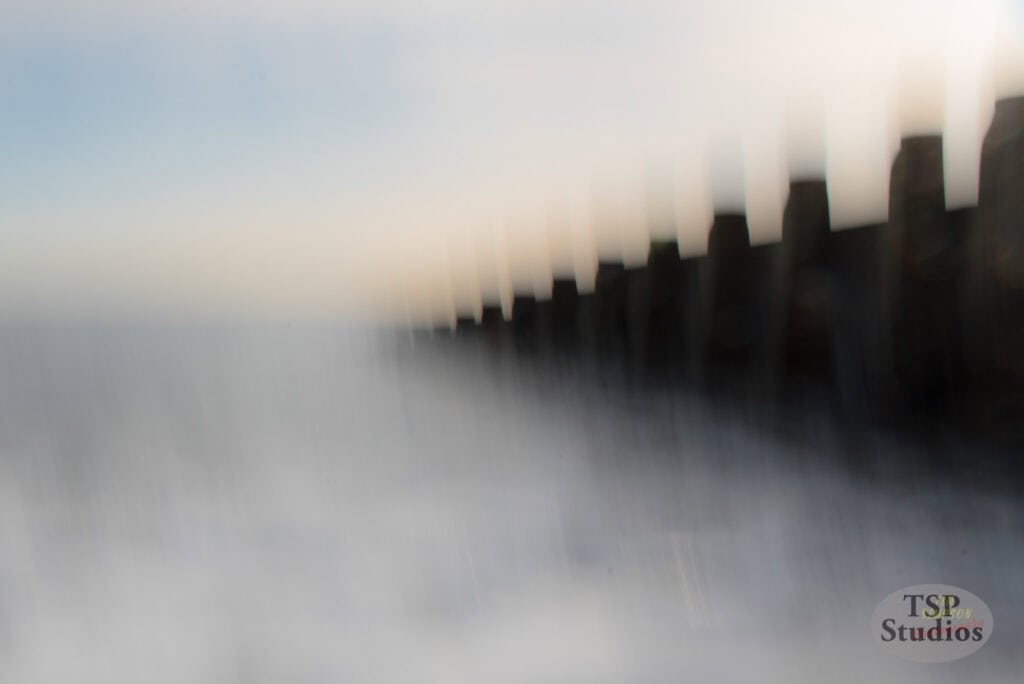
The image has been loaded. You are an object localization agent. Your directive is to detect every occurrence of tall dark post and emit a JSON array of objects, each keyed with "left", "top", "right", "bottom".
[
  {"left": 888, "top": 135, "right": 961, "bottom": 418},
  {"left": 593, "top": 262, "right": 630, "bottom": 363},
  {"left": 967, "top": 96, "right": 1024, "bottom": 428},
  {"left": 455, "top": 315, "right": 477, "bottom": 335},
  {"left": 548, "top": 278, "right": 580, "bottom": 352},
  {"left": 777, "top": 180, "right": 835, "bottom": 391},
  {"left": 830, "top": 220, "right": 890, "bottom": 421},
  {"left": 643, "top": 241, "right": 687, "bottom": 376},
  {"left": 511, "top": 294, "right": 543, "bottom": 354},
  {"left": 479, "top": 303, "right": 509, "bottom": 352},
  {"left": 704, "top": 214, "right": 755, "bottom": 389}
]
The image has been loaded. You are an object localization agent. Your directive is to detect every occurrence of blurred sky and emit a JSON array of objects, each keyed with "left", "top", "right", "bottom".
[{"left": 1, "top": 0, "right": 1021, "bottom": 317}]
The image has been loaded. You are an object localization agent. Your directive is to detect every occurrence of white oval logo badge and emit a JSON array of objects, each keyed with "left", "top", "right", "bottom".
[{"left": 871, "top": 584, "right": 993, "bottom": 662}]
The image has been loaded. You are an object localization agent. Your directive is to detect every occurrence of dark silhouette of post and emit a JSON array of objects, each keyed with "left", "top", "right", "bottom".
[
  {"left": 642, "top": 241, "right": 688, "bottom": 376},
  {"left": 775, "top": 180, "right": 836, "bottom": 395},
  {"left": 700, "top": 214, "right": 757, "bottom": 393},
  {"left": 511, "top": 294, "right": 542, "bottom": 354},
  {"left": 830, "top": 221, "right": 892, "bottom": 421},
  {"left": 704, "top": 214, "right": 755, "bottom": 377},
  {"left": 478, "top": 304, "right": 509, "bottom": 351},
  {"left": 548, "top": 278, "right": 580, "bottom": 352},
  {"left": 966, "top": 96, "right": 1024, "bottom": 428},
  {"left": 592, "top": 262, "right": 630, "bottom": 363},
  {"left": 888, "top": 135, "right": 962, "bottom": 418}
]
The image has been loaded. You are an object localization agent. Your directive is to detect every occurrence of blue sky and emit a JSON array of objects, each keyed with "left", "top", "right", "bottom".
[{"left": 1, "top": 16, "right": 414, "bottom": 215}]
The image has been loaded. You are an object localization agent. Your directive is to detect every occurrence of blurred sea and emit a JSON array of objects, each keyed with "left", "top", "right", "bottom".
[{"left": 0, "top": 322, "right": 1021, "bottom": 682}]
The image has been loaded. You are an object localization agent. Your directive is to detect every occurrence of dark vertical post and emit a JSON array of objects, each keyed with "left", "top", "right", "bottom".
[
  {"left": 888, "top": 135, "right": 960, "bottom": 418},
  {"left": 703, "top": 214, "right": 755, "bottom": 392},
  {"left": 593, "top": 262, "right": 630, "bottom": 364},
  {"left": 777, "top": 180, "right": 835, "bottom": 392},
  {"left": 548, "top": 278, "right": 580, "bottom": 353},
  {"left": 966, "top": 96, "right": 1024, "bottom": 429},
  {"left": 643, "top": 241, "right": 687, "bottom": 377}
]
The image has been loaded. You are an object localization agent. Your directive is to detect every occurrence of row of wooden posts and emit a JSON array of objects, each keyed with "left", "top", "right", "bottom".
[{"left": 429, "top": 97, "right": 1024, "bottom": 432}]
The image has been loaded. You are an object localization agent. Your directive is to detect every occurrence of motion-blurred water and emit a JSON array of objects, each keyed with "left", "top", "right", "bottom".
[{"left": 0, "top": 323, "right": 1020, "bottom": 682}]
